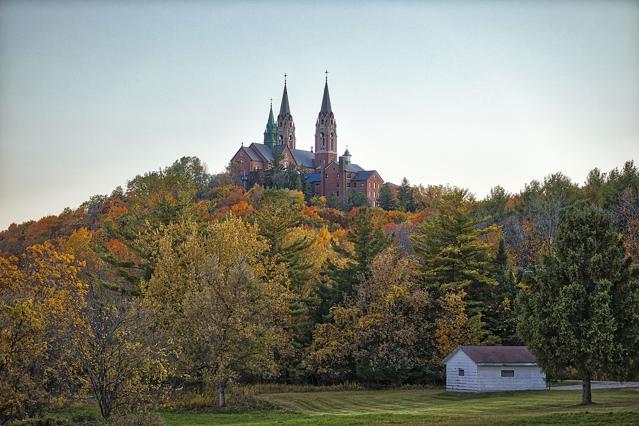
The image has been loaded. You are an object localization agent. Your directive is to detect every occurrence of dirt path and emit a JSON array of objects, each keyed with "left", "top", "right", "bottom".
[{"left": 551, "top": 381, "right": 639, "bottom": 391}]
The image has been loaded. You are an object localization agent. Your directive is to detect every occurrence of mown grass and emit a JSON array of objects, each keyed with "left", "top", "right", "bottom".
[
  {"left": 39, "top": 387, "right": 639, "bottom": 425},
  {"left": 160, "top": 387, "right": 639, "bottom": 425}
]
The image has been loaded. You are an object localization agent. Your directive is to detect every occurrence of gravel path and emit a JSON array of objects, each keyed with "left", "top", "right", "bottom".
[{"left": 551, "top": 381, "right": 639, "bottom": 391}]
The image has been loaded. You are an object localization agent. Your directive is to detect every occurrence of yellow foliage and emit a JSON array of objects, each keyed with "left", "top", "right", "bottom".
[{"left": 0, "top": 242, "right": 87, "bottom": 422}]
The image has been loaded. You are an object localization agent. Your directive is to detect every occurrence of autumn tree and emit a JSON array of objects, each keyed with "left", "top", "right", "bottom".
[
  {"left": 0, "top": 243, "right": 87, "bottom": 423},
  {"left": 518, "top": 206, "right": 639, "bottom": 405},
  {"left": 434, "top": 290, "right": 481, "bottom": 358},
  {"left": 143, "top": 218, "right": 290, "bottom": 407},
  {"left": 100, "top": 157, "right": 204, "bottom": 291},
  {"left": 306, "top": 246, "right": 435, "bottom": 384},
  {"left": 76, "top": 298, "right": 166, "bottom": 418}
]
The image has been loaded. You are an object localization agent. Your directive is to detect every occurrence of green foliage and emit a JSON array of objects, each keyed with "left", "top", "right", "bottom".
[
  {"left": 412, "top": 188, "right": 497, "bottom": 307},
  {"left": 518, "top": 206, "right": 639, "bottom": 404},
  {"left": 3, "top": 156, "right": 639, "bottom": 416},
  {"left": 342, "top": 189, "right": 369, "bottom": 210},
  {"left": 142, "top": 218, "right": 291, "bottom": 407},
  {"left": 378, "top": 183, "right": 398, "bottom": 211},
  {"left": 251, "top": 190, "right": 313, "bottom": 290},
  {"left": 398, "top": 178, "right": 416, "bottom": 212},
  {"left": 316, "top": 209, "right": 391, "bottom": 319},
  {"left": 482, "top": 239, "right": 520, "bottom": 345}
]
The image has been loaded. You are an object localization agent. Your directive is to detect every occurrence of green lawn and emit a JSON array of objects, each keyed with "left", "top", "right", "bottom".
[{"left": 158, "top": 387, "right": 639, "bottom": 425}]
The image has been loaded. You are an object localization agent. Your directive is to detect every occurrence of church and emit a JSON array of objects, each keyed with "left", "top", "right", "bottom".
[{"left": 229, "top": 76, "right": 384, "bottom": 207}]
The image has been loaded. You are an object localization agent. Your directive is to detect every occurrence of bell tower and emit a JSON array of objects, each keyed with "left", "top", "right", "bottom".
[
  {"left": 276, "top": 74, "right": 296, "bottom": 150},
  {"left": 314, "top": 72, "right": 337, "bottom": 168}
]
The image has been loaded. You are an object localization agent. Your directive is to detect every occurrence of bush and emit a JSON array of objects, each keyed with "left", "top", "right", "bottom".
[
  {"left": 163, "top": 385, "right": 275, "bottom": 412},
  {"left": 107, "top": 413, "right": 165, "bottom": 426}
]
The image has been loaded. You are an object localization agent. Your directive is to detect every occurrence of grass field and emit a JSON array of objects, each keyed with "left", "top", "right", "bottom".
[
  {"left": 48, "top": 387, "right": 639, "bottom": 425},
  {"left": 160, "top": 387, "right": 639, "bottom": 425}
]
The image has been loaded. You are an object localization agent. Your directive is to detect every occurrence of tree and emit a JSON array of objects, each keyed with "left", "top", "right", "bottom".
[
  {"left": 316, "top": 209, "right": 390, "bottom": 319},
  {"left": 306, "top": 246, "right": 435, "bottom": 384},
  {"left": 398, "top": 178, "right": 416, "bottom": 212},
  {"left": 518, "top": 206, "right": 639, "bottom": 405},
  {"left": 251, "top": 191, "right": 313, "bottom": 290},
  {"left": 143, "top": 218, "right": 290, "bottom": 407},
  {"left": 378, "top": 183, "right": 398, "bottom": 211},
  {"left": 434, "top": 290, "right": 481, "bottom": 358},
  {"left": 342, "top": 189, "right": 369, "bottom": 210},
  {"left": 0, "top": 243, "right": 87, "bottom": 423},
  {"left": 411, "top": 189, "right": 497, "bottom": 311},
  {"left": 99, "top": 158, "right": 202, "bottom": 291},
  {"left": 76, "top": 299, "right": 166, "bottom": 419}
]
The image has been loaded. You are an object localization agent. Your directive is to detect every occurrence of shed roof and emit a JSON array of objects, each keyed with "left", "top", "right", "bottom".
[{"left": 444, "top": 346, "right": 537, "bottom": 365}]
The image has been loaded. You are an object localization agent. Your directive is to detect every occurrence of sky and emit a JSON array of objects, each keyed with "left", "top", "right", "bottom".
[{"left": 1, "top": 1, "right": 638, "bottom": 230}]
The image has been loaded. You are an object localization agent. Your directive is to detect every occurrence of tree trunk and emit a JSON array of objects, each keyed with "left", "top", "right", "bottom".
[
  {"left": 581, "top": 375, "right": 592, "bottom": 405},
  {"left": 198, "top": 379, "right": 206, "bottom": 395},
  {"left": 218, "top": 384, "right": 226, "bottom": 408}
]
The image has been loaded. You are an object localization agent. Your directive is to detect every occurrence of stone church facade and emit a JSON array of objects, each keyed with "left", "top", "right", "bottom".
[{"left": 229, "top": 77, "right": 384, "bottom": 207}]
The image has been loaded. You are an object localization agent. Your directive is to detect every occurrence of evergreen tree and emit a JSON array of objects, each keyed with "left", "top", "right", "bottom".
[
  {"left": 327, "top": 193, "right": 339, "bottom": 209},
  {"left": 342, "top": 189, "right": 368, "bottom": 210},
  {"left": 483, "top": 239, "right": 520, "bottom": 344},
  {"left": 251, "top": 192, "right": 313, "bottom": 290},
  {"left": 315, "top": 209, "right": 391, "bottom": 320},
  {"left": 398, "top": 178, "right": 416, "bottom": 212},
  {"left": 518, "top": 206, "right": 639, "bottom": 405},
  {"left": 411, "top": 189, "right": 497, "bottom": 312},
  {"left": 378, "top": 183, "right": 398, "bottom": 211}
]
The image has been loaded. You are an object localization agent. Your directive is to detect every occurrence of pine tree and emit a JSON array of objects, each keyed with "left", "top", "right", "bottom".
[
  {"left": 378, "top": 183, "right": 398, "bottom": 211},
  {"left": 518, "top": 206, "right": 639, "bottom": 405},
  {"left": 398, "top": 178, "right": 416, "bottom": 212},
  {"left": 411, "top": 189, "right": 497, "bottom": 312},
  {"left": 251, "top": 194, "right": 313, "bottom": 290},
  {"left": 315, "top": 209, "right": 391, "bottom": 320},
  {"left": 483, "top": 239, "right": 520, "bottom": 344}
]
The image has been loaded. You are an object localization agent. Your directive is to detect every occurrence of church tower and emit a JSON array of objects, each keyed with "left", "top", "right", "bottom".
[
  {"left": 276, "top": 76, "right": 296, "bottom": 149},
  {"left": 314, "top": 75, "right": 337, "bottom": 168},
  {"left": 263, "top": 101, "right": 277, "bottom": 148}
]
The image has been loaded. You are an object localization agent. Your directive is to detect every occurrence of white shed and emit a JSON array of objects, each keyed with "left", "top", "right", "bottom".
[{"left": 443, "top": 345, "right": 546, "bottom": 393}]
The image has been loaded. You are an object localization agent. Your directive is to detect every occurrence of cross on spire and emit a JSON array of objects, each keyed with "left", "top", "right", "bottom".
[
  {"left": 284, "top": 73, "right": 287, "bottom": 85},
  {"left": 325, "top": 69, "right": 329, "bottom": 83}
]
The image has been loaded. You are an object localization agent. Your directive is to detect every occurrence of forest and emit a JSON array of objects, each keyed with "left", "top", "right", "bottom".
[{"left": 1, "top": 157, "right": 638, "bottom": 423}]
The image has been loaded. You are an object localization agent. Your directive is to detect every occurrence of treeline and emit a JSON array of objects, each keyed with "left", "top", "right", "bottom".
[{"left": 1, "top": 157, "right": 638, "bottom": 421}]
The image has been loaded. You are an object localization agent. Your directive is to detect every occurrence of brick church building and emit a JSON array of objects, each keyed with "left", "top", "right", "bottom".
[{"left": 229, "top": 77, "right": 384, "bottom": 207}]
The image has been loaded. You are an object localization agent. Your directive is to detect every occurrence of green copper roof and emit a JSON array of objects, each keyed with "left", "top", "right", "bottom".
[{"left": 263, "top": 103, "right": 278, "bottom": 148}]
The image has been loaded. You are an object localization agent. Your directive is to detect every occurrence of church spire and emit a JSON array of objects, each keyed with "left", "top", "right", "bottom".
[
  {"left": 276, "top": 74, "right": 296, "bottom": 149},
  {"left": 320, "top": 71, "right": 332, "bottom": 113},
  {"left": 263, "top": 99, "right": 277, "bottom": 148},
  {"left": 314, "top": 71, "right": 337, "bottom": 168},
  {"left": 279, "top": 74, "right": 291, "bottom": 117}
]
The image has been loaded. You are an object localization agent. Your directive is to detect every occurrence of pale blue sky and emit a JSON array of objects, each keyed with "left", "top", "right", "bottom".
[{"left": 1, "top": 1, "right": 638, "bottom": 229}]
